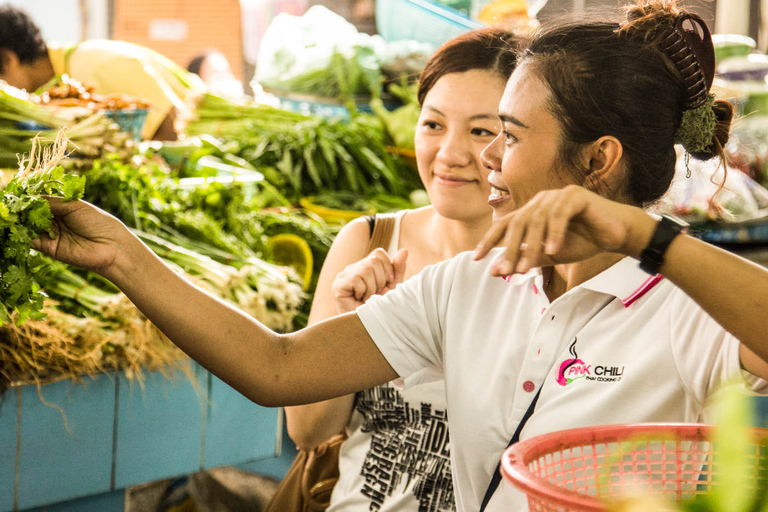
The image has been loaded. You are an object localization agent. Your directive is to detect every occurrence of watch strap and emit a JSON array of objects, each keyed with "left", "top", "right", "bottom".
[{"left": 639, "top": 215, "right": 688, "bottom": 275}]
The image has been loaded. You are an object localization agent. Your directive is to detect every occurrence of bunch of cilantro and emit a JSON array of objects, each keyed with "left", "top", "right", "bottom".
[{"left": 0, "top": 164, "right": 85, "bottom": 324}]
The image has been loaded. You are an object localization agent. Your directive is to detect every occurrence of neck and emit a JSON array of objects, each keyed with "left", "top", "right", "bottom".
[
  {"left": 424, "top": 208, "right": 493, "bottom": 260},
  {"left": 545, "top": 252, "right": 625, "bottom": 302}
]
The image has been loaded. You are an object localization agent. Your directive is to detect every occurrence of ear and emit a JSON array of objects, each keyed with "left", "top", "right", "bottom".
[
  {"left": 0, "top": 48, "right": 20, "bottom": 76},
  {"left": 582, "top": 136, "right": 624, "bottom": 194}
]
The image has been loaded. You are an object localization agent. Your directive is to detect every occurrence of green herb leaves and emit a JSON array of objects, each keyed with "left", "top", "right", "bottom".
[{"left": 0, "top": 137, "right": 85, "bottom": 324}]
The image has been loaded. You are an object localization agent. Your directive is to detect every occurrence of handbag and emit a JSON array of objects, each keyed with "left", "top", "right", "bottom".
[
  {"left": 264, "top": 213, "right": 398, "bottom": 512},
  {"left": 264, "top": 432, "right": 348, "bottom": 512}
]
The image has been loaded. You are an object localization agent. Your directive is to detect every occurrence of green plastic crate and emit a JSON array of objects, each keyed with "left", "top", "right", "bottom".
[{"left": 376, "top": 0, "right": 483, "bottom": 48}]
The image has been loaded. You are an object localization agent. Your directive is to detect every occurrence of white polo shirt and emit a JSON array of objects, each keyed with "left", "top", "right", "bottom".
[{"left": 356, "top": 248, "right": 767, "bottom": 512}]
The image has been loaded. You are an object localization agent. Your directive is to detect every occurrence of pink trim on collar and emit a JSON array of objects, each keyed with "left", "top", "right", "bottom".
[{"left": 622, "top": 274, "right": 663, "bottom": 307}]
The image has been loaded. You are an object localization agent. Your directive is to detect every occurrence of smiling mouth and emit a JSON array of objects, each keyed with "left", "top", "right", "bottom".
[
  {"left": 489, "top": 186, "right": 510, "bottom": 201},
  {"left": 434, "top": 173, "right": 474, "bottom": 184}
]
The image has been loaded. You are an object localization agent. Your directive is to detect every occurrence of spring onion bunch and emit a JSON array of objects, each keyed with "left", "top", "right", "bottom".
[{"left": 0, "top": 82, "right": 130, "bottom": 168}]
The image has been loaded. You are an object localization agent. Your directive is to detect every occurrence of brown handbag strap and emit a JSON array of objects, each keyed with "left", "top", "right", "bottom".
[
  {"left": 301, "top": 432, "right": 348, "bottom": 507},
  {"left": 366, "top": 213, "right": 397, "bottom": 254}
]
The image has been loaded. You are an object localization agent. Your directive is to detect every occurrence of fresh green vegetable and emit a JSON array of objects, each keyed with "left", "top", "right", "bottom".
[
  {"left": 136, "top": 230, "right": 304, "bottom": 332},
  {"left": 0, "top": 135, "right": 85, "bottom": 324},
  {"left": 184, "top": 93, "right": 422, "bottom": 202},
  {"left": 73, "top": 149, "right": 338, "bottom": 327},
  {"left": 0, "top": 82, "right": 130, "bottom": 168},
  {"left": 309, "top": 190, "right": 414, "bottom": 212},
  {"left": 370, "top": 82, "right": 420, "bottom": 150},
  {"left": 261, "top": 47, "right": 383, "bottom": 103}
]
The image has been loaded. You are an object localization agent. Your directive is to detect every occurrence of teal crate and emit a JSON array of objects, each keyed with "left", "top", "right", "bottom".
[
  {"left": 0, "top": 389, "right": 18, "bottom": 512},
  {"left": 1, "top": 365, "right": 283, "bottom": 512},
  {"left": 16, "top": 375, "right": 115, "bottom": 511},
  {"left": 104, "top": 109, "right": 149, "bottom": 140},
  {"left": 203, "top": 374, "right": 279, "bottom": 468},
  {"left": 113, "top": 367, "right": 206, "bottom": 488},
  {"left": 376, "top": 0, "right": 483, "bottom": 48}
]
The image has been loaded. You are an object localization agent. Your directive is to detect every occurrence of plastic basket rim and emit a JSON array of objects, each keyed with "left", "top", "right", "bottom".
[{"left": 501, "top": 422, "right": 768, "bottom": 511}]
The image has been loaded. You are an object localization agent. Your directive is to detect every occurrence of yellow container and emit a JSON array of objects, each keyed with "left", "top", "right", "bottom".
[{"left": 299, "top": 196, "right": 375, "bottom": 224}]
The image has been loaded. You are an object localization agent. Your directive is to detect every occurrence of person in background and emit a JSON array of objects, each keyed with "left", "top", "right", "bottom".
[
  {"left": 0, "top": 5, "right": 205, "bottom": 140},
  {"left": 284, "top": 28, "right": 523, "bottom": 512},
  {"left": 33, "top": 1, "right": 768, "bottom": 510},
  {"left": 187, "top": 50, "right": 244, "bottom": 98}
]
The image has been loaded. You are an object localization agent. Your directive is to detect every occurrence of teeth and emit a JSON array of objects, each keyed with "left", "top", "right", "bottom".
[{"left": 490, "top": 186, "right": 509, "bottom": 197}]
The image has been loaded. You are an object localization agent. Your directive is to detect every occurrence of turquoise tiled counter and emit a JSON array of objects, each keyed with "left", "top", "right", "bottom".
[{"left": 0, "top": 364, "right": 281, "bottom": 512}]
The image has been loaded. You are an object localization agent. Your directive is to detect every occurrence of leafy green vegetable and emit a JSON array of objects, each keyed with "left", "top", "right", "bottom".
[
  {"left": 370, "top": 82, "right": 420, "bottom": 150},
  {"left": 184, "top": 93, "right": 422, "bottom": 202},
  {"left": 309, "top": 190, "right": 414, "bottom": 212},
  {"left": 709, "top": 385, "right": 758, "bottom": 512},
  {"left": 0, "top": 137, "right": 85, "bottom": 324},
  {"left": 261, "top": 47, "right": 383, "bottom": 103},
  {"left": 73, "top": 149, "right": 339, "bottom": 327}
]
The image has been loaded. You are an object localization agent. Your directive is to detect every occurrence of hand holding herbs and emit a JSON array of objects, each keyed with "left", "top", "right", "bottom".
[{"left": 1, "top": 136, "right": 85, "bottom": 324}]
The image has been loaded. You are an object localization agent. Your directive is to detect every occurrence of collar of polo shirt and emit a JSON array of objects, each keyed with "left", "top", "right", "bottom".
[{"left": 578, "top": 257, "right": 664, "bottom": 307}]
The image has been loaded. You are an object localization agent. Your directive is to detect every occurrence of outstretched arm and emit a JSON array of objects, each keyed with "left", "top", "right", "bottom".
[
  {"left": 36, "top": 199, "right": 399, "bottom": 406},
  {"left": 475, "top": 185, "right": 768, "bottom": 378}
]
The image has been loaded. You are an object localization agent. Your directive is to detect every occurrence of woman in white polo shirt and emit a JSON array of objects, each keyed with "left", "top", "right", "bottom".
[
  {"left": 35, "top": 1, "right": 768, "bottom": 510},
  {"left": 284, "top": 28, "right": 524, "bottom": 512}
]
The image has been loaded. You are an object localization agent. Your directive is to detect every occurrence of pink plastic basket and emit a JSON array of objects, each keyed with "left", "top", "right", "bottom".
[{"left": 501, "top": 423, "right": 768, "bottom": 511}]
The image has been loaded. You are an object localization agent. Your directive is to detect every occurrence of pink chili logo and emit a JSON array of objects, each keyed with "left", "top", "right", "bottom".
[{"left": 556, "top": 338, "right": 591, "bottom": 386}]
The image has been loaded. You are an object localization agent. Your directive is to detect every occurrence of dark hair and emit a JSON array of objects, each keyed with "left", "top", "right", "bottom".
[
  {"left": 187, "top": 51, "right": 221, "bottom": 75},
  {"left": 186, "top": 54, "right": 208, "bottom": 75},
  {"left": 521, "top": 1, "right": 733, "bottom": 207},
  {"left": 417, "top": 27, "right": 524, "bottom": 106},
  {"left": 0, "top": 6, "right": 47, "bottom": 73}
]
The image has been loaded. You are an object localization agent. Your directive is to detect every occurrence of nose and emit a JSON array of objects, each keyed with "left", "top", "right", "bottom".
[
  {"left": 480, "top": 133, "right": 503, "bottom": 173},
  {"left": 436, "top": 129, "right": 472, "bottom": 167}
]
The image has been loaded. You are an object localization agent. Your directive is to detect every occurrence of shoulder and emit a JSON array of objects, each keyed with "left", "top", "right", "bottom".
[
  {"left": 334, "top": 216, "right": 373, "bottom": 250},
  {"left": 408, "top": 248, "right": 504, "bottom": 292},
  {"left": 321, "top": 216, "right": 375, "bottom": 268}
]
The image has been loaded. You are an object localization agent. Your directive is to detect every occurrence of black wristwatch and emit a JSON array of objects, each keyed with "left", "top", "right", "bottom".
[{"left": 638, "top": 214, "right": 688, "bottom": 275}]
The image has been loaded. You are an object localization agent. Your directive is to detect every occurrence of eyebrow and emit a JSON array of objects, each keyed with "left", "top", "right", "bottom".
[
  {"left": 469, "top": 113, "right": 500, "bottom": 121},
  {"left": 499, "top": 114, "right": 529, "bottom": 129},
  {"left": 423, "top": 106, "right": 499, "bottom": 122}
]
